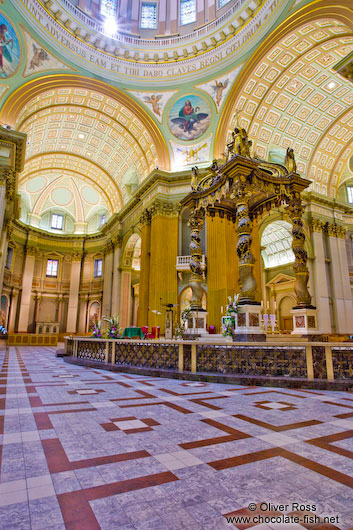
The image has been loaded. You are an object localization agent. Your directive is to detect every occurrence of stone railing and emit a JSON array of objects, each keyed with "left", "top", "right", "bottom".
[
  {"left": 176, "top": 255, "right": 206, "bottom": 271},
  {"left": 56, "top": 0, "right": 247, "bottom": 47},
  {"left": 65, "top": 337, "right": 353, "bottom": 382}
]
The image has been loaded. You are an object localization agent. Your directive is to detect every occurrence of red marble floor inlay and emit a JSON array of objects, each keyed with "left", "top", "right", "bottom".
[{"left": 42, "top": 438, "right": 151, "bottom": 473}]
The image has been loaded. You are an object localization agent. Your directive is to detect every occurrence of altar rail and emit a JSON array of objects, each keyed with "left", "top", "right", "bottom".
[{"left": 64, "top": 337, "right": 353, "bottom": 382}]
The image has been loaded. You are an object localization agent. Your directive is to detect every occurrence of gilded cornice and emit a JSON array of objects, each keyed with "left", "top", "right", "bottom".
[
  {"left": 0, "top": 127, "right": 27, "bottom": 173},
  {"left": 117, "top": 168, "right": 193, "bottom": 221}
]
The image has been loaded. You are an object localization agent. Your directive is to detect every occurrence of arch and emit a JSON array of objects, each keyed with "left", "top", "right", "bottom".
[
  {"left": 87, "top": 301, "right": 101, "bottom": 332},
  {"left": 261, "top": 220, "right": 294, "bottom": 269},
  {"left": 179, "top": 286, "right": 207, "bottom": 312},
  {"left": 122, "top": 233, "right": 142, "bottom": 269},
  {"left": 215, "top": 2, "right": 353, "bottom": 196},
  {"left": 0, "top": 75, "right": 170, "bottom": 171}
]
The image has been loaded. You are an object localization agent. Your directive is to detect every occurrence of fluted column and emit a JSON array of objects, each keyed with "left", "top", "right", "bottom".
[
  {"left": 102, "top": 241, "right": 114, "bottom": 321},
  {"left": 188, "top": 210, "right": 205, "bottom": 310},
  {"left": 311, "top": 219, "right": 332, "bottom": 333},
  {"left": 57, "top": 294, "right": 63, "bottom": 332},
  {"left": 138, "top": 209, "right": 151, "bottom": 327},
  {"left": 78, "top": 294, "right": 88, "bottom": 334},
  {"left": 34, "top": 293, "right": 42, "bottom": 326},
  {"left": 66, "top": 253, "right": 82, "bottom": 333},
  {"left": 327, "top": 223, "right": 353, "bottom": 333},
  {"left": 111, "top": 237, "right": 122, "bottom": 317},
  {"left": 18, "top": 246, "right": 36, "bottom": 332},
  {"left": 235, "top": 189, "right": 257, "bottom": 303},
  {"left": 287, "top": 196, "right": 312, "bottom": 307},
  {"left": 8, "top": 288, "right": 19, "bottom": 333}
]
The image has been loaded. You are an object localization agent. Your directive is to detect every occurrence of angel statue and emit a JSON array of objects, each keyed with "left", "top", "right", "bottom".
[
  {"left": 285, "top": 147, "right": 297, "bottom": 173},
  {"left": 143, "top": 94, "right": 162, "bottom": 116},
  {"left": 191, "top": 166, "right": 199, "bottom": 191},
  {"left": 225, "top": 130, "right": 236, "bottom": 161},
  {"left": 234, "top": 127, "right": 252, "bottom": 157}
]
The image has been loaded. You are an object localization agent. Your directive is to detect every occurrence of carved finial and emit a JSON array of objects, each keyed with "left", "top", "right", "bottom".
[
  {"left": 191, "top": 166, "right": 199, "bottom": 191},
  {"left": 285, "top": 147, "right": 297, "bottom": 173},
  {"left": 210, "top": 159, "right": 219, "bottom": 173}
]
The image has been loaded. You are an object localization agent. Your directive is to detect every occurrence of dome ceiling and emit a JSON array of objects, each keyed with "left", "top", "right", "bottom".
[
  {"left": 223, "top": 19, "right": 353, "bottom": 197},
  {"left": 16, "top": 87, "right": 160, "bottom": 233}
]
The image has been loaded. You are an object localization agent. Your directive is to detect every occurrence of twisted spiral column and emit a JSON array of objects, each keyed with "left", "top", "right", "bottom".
[
  {"left": 235, "top": 192, "right": 256, "bottom": 304},
  {"left": 188, "top": 211, "right": 204, "bottom": 310},
  {"left": 287, "top": 195, "right": 312, "bottom": 307}
]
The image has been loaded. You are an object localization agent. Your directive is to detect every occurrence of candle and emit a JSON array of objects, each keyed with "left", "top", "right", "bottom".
[
  {"left": 221, "top": 306, "right": 223, "bottom": 313},
  {"left": 261, "top": 301, "right": 263, "bottom": 309},
  {"left": 266, "top": 301, "right": 269, "bottom": 310}
]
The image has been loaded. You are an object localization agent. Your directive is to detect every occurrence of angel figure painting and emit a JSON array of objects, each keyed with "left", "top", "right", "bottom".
[
  {"left": 0, "top": 14, "right": 20, "bottom": 78},
  {"left": 168, "top": 95, "right": 211, "bottom": 141},
  {"left": 212, "top": 80, "right": 229, "bottom": 107},
  {"left": 143, "top": 94, "right": 162, "bottom": 116}
]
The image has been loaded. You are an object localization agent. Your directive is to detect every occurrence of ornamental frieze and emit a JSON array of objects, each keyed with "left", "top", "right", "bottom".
[{"left": 14, "top": 0, "right": 290, "bottom": 84}]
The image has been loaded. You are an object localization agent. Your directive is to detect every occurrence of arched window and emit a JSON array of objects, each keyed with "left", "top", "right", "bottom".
[
  {"left": 261, "top": 221, "right": 295, "bottom": 268},
  {"left": 100, "top": 0, "right": 118, "bottom": 17}
]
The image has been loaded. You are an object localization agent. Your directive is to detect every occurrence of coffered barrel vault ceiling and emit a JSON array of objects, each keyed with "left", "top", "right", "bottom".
[
  {"left": 223, "top": 19, "right": 353, "bottom": 197},
  {"left": 15, "top": 87, "right": 160, "bottom": 231}
]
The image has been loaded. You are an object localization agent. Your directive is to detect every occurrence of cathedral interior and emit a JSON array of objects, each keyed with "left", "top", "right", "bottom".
[{"left": 0, "top": 0, "right": 353, "bottom": 528}]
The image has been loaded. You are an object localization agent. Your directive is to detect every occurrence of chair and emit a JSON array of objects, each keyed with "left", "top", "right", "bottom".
[
  {"left": 141, "top": 326, "right": 148, "bottom": 338},
  {"left": 148, "top": 326, "right": 160, "bottom": 339},
  {"left": 208, "top": 325, "right": 216, "bottom": 334}
]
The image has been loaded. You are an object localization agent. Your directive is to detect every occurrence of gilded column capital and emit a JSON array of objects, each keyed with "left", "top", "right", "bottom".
[
  {"left": 139, "top": 208, "right": 152, "bottom": 226},
  {"left": 25, "top": 245, "right": 38, "bottom": 258},
  {"left": 72, "top": 252, "right": 83, "bottom": 261},
  {"left": 103, "top": 240, "right": 114, "bottom": 254},
  {"left": 311, "top": 218, "right": 325, "bottom": 233},
  {"left": 150, "top": 199, "right": 180, "bottom": 218},
  {"left": 111, "top": 233, "right": 123, "bottom": 248},
  {"left": 326, "top": 222, "right": 346, "bottom": 238}
]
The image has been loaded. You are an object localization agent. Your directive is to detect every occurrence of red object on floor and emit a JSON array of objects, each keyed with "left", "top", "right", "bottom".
[
  {"left": 208, "top": 325, "right": 216, "bottom": 334},
  {"left": 141, "top": 326, "right": 148, "bottom": 338}
]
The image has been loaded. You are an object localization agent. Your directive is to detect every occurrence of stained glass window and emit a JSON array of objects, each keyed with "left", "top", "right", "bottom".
[
  {"left": 180, "top": 0, "right": 196, "bottom": 25},
  {"left": 140, "top": 3, "right": 157, "bottom": 29},
  {"left": 218, "top": 0, "right": 231, "bottom": 7},
  {"left": 100, "top": 0, "right": 118, "bottom": 17}
]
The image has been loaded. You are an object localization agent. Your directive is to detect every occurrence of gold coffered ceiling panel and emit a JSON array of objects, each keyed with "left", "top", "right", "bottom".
[
  {"left": 223, "top": 19, "right": 353, "bottom": 197},
  {"left": 12, "top": 84, "right": 163, "bottom": 230}
]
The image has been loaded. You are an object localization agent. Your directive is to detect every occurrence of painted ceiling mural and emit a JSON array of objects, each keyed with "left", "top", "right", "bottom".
[
  {"left": 0, "top": 12, "right": 20, "bottom": 78},
  {"left": 126, "top": 90, "right": 177, "bottom": 123},
  {"left": 22, "top": 29, "right": 71, "bottom": 77}
]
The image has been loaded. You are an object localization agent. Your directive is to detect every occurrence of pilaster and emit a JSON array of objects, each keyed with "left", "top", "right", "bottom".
[
  {"left": 18, "top": 246, "right": 37, "bottom": 332},
  {"left": 66, "top": 253, "right": 82, "bottom": 333}
]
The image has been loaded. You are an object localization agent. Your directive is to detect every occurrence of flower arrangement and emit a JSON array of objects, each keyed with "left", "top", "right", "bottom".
[
  {"left": 104, "top": 316, "right": 121, "bottom": 339},
  {"left": 225, "top": 294, "right": 239, "bottom": 315},
  {"left": 174, "top": 325, "right": 184, "bottom": 339},
  {"left": 222, "top": 320, "right": 234, "bottom": 337},
  {"left": 181, "top": 305, "right": 192, "bottom": 323},
  {"left": 91, "top": 320, "right": 102, "bottom": 338}
]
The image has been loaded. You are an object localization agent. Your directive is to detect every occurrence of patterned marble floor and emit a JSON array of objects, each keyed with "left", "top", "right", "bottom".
[{"left": 1, "top": 345, "right": 353, "bottom": 530}]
